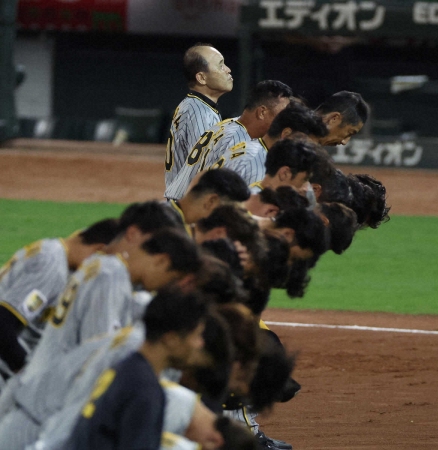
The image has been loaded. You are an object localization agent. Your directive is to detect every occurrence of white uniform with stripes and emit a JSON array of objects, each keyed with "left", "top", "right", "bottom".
[
  {"left": 165, "top": 91, "right": 221, "bottom": 189},
  {"left": 0, "top": 239, "right": 69, "bottom": 376},
  {"left": 164, "top": 118, "right": 251, "bottom": 200}
]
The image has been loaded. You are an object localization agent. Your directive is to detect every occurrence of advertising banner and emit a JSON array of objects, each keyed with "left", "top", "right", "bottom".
[
  {"left": 328, "top": 136, "right": 438, "bottom": 169},
  {"left": 241, "top": 1, "right": 438, "bottom": 39}
]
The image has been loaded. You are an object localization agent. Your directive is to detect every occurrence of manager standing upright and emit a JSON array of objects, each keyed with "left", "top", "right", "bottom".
[{"left": 164, "top": 43, "right": 234, "bottom": 188}]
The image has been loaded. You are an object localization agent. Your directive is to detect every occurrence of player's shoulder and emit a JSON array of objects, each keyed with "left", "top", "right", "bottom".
[{"left": 76, "top": 253, "right": 127, "bottom": 282}]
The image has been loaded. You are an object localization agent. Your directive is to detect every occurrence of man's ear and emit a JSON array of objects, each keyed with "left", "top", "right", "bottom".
[
  {"left": 152, "top": 253, "right": 171, "bottom": 271},
  {"left": 311, "top": 183, "right": 322, "bottom": 200},
  {"left": 162, "top": 331, "right": 180, "bottom": 350},
  {"left": 256, "top": 105, "right": 267, "bottom": 120},
  {"left": 278, "top": 166, "right": 292, "bottom": 182},
  {"left": 324, "top": 112, "right": 342, "bottom": 128},
  {"left": 280, "top": 127, "right": 293, "bottom": 139},
  {"left": 125, "top": 225, "right": 144, "bottom": 244},
  {"left": 203, "top": 193, "right": 220, "bottom": 212},
  {"left": 195, "top": 71, "right": 207, "bottom": 86}
]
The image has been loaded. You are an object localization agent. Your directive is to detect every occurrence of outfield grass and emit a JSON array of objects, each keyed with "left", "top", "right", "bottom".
[{"left": 1, "top": 198, "right": 437, "bottom": 315}]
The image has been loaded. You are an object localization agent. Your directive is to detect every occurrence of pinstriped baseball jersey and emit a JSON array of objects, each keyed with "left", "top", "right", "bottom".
[
  {"left": 0, "top": 239, "right": 69, "bottom": 328},
  {"left": 165, "top": 118, "right": 251, "bottom": 200},
  {"left": 217, "top": 138, "right": 268, "bottom": 186},
  {"left": 165, "top": 91, "right": 221, "bottom": 188},
  {"left": 0, "top": 239, "right": 70, "bottom": 374},
  {"left": 21, "top": 253, "right": 133, "bottom": 383},
  {"left": 2, "top": 326, "right": 144, "bottom": 450}
]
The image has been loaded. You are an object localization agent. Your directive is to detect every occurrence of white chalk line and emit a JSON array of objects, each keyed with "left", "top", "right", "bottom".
[{"left": 264, "top": 321, "right": 438, "bottom": 335}]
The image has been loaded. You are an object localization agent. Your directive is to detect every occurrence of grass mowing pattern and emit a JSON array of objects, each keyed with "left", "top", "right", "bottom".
[{"left": 1, "top": 199, "right": 437, "bottom": 315}]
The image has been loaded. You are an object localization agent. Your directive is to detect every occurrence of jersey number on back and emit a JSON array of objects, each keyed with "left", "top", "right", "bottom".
[
  {"left": 165, "top": 131, "right": 174, "bottom": 172},
  {"left": 187, "top": 131, "right": 213, "bottom": 166}
]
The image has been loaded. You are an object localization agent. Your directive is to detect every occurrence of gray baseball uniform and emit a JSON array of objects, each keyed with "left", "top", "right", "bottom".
[
  {"left": 218, "top": 138, "right": 268, "bottom": 186},
  {"left": 164, "top": 118, "right": 251, "bottom": 200},
  {"left": 17, "top": 327, "right": 200, "bottom": 450},
  {"left": 0, "top": 326, "right": 143, "bottom": 450},
  {"left": 0, "top": 239, "right": 70, "bottom": 375},
  {"left": 165, "top": 91, "right": 221, "bottom": 189},
  {"left": 21, "top": 252, "right": 133, "bottom": 383}
]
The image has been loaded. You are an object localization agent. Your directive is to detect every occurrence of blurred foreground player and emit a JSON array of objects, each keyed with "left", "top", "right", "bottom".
[
  {"left": 70, "top": 286, "right": 208, "bottom": 450},
  {"left": 0, "top": 218, "right": 118, "bottom": 380}
]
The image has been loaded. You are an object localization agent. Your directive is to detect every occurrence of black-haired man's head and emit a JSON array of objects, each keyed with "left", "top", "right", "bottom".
[
  {"left": 275, "top": 206, "right": 330, "bottom": 262},
  {"left": 316, "top": 91, "right": 370, "bottom": 146},
  {"left": 133, "top": 228, "right": 202, "bottom": 291},
  {"left": 264, "top": 139, "right": 319, "bottom": 191},
  {"left": 188, "top": 168, "right": 250, "bottom": 203},
  {"left": 117, "top": 200, "right": 182, "bottom": 238},
  {"left": 313, "top": 167, "right": 352, "bottom": 206},
  {"left": 347, "top": 174, "right": 391, "bottom": 229},
  {"left": 317, "top": 202, "right": 358, "bottom": 254},
  {"left": 143, "top": 284, "right": 207, "bottom": 367},
  {"left": 195, "top": 204, "right": 267, "bottom": 274},
  {"left": 267, "top": 102, "right": 328, "bottom": 142},
  {"left": 78, "top": 218, "right": 119, "bottom": 245}
]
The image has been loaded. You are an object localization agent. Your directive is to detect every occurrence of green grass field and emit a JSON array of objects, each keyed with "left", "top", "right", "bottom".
[{"left": 1, "top": 198, "right": 437, "bottom": 315}]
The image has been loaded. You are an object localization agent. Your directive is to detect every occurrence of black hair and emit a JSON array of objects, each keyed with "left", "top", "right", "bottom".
[
  {"left": 265, "top": 139, "right": 318, "bottom": 177},
  {"left": 315, "top": 168, "right": 353, "bottom": 205},
  {"left": 183, "top": 42, "right": 214, "bottom": 87},
  {"left": 284, "top": 258, "right": 312, "bottom": 298},
  {"left": 241, "top": 280, "right": 271, "bottom": 316},
  {"left": 258, "top": 230, "right": 290, "bottom": 291},
  {"left": 195, "top": 253, "right": 246, "bottom": 305},
  {"left": 141, "top": 228, "right": 202, "bottom": 274},
  {"left": 248, "top": 330, "right": 296, "bottom": 411},
  {"left": 189, "top": 168, "right": 250, "bottom": 202},
  {"left": 144, "top": 284, "right": 207, "bottom": 342},
  {"left": 188, "top": 311, "right": 234, "bottom": 401},
  {"left": 217, "top": 304, "right": 261, "bottom": 367},
  {"left": 319, "top": 202, "right": 357, "bottom": 254},
  {"left": 347, "top": 174, "right": 391, "bottom": 229},
  {"left": 275, "top": 207, "right": 330, "bottom": 258},
  {"left": 267, "top": 103, "right": 328, "bottom": 139},
  {"left": 197, "top": 204, "right": 267, "bottom": 270},
  {"left": 316, "top": 90, "right": 370, "bottom": 126},
  {"left": 117, "top": 201, "right": 182, "bottom": 236},
  {"left": 355, "top": 174, "right": 391, "bottom": 229},
  {"left": 244, "top": 80, "right": 293, "bottom": 111},
  {"left": 201, "top": 239, "right": 244, "bottom": 280},
  {"left": 259, "top": 186, "right": 309, "bottom": 212},
  {"left": 79, "top": 218, "right": 119, "bottom": 245}
]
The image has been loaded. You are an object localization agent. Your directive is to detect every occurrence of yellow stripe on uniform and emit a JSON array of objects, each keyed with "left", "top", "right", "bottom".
[
  {"left": 0, "top": 301, "right": 28, "bottom": 326},
  {"left": 259, "top": 319, "right": 270, "bottom": 330},
  {"left": 169, "top": 200, "right": 193, "bottom": 237}
]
